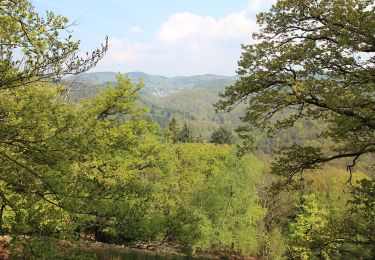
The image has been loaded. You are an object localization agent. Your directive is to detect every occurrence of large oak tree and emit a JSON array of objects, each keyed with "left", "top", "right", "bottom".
[
  {"left": 0, "top": 0, "right": 108, "bottom": 89},
  {"left": 217, "top": 0, "right": 375, "bottom": 181}
]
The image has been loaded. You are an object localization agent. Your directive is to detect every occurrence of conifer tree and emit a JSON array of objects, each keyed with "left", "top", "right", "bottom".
[
  {"left": 210, "top": 127, "right": 233, "bottom": 145},
  {"left": 168, "top": 116, "right": 180, "bottom": 143},
  {"left": 178, "top": 123, "right": 193, "bottom": 143}
]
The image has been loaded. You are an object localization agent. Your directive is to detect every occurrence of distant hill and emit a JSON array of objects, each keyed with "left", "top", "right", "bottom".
[
  {"left": 62, "top": 72, "right": 241, "bottom": 139},
  {"left": 63, "top": 71, "right": 237, "bottom": 95}
]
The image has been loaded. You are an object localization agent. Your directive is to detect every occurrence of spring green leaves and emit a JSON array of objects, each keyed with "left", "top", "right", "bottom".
[{"left": 0, "top": 0, "right": 108, "bottom": 89}]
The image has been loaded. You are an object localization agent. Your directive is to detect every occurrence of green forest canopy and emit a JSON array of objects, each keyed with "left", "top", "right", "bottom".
[{"left": 0, "top": 0, "right": 374, "bottom": 259}]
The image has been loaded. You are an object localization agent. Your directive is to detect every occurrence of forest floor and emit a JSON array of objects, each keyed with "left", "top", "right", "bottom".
[
  {"left": 79, "top": 241, "right": 258, "bottom": 259},
  {"left": 0, "top": 236, "right": 258, "bottom": 259}
]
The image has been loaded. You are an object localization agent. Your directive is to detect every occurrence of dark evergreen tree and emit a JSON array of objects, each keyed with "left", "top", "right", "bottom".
[
  {"left": 210, "top": 127, "right": 233, "bottom": 145},
  {"left": 178, "top": 123, "right": 193, "bottom": 143},
  {"left": 168, "top": 116, "right": 180, "bottom": 143}
]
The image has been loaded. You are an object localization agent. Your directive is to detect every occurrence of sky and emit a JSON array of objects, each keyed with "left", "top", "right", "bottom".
[{"left": 31, "top": 0, "right": 276, "bottom": 76}]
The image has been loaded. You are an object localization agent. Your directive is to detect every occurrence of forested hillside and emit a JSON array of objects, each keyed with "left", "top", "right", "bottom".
[
  {"left": 63, "top": 72, "right": 242, "bottom": 139},
  {"left": 0, "top": 0, "right": 374, "bottom": 259},
  {"left": 64, "top": 72, "right": 372, "bottom": 173},
  {"left": 63, "top": 72, "right": 236, "bottom": 96}
]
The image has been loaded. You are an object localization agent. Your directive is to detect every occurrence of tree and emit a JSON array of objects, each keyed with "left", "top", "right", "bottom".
[
  {"left": 70, "top": 76, "right": 174, "bottom": 241},
  {"left": 284, "top": 177, "right": 375, "bottom": 259},
  {"left": 343, "top": 179, "right": 375, "bottom": 256},
  {"left": 195, "top": 152, "right": 265, "bottom": 254},
  {"left": 0, "top": 82, "right": 80, "bottom": 235},
  {"left": 0, "top": 0, "right": 109, "bottom": 236},
  {"left": 216, "top": 0, "right": 375, "bottom": 180},
  {"left": 210, "top": 127, "right": 233, "bottom": 145},
  {"left": 0, "top": 0, "right": 108, "bottom": 89},
  {"left": 0, "top": 74, "right": 175, "bottom": 240},
  {"left": 286, "top": 194, "right": 338, "bottom": 259},
  {"left": 165, "top": 143, "right": 265, "bottom": 253},
  {"left": 167, "top": 116, "right": 180, "bottom": 143},
  {"left": 178, "top": 123, "right": 193, "bottom": 143}
]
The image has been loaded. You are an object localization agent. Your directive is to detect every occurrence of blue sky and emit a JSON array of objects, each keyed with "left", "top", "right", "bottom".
[{"left": 31, "top": 0, "right": 275, "bottom": 76}]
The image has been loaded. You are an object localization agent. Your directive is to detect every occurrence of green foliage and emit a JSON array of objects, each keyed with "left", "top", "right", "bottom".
[
  {"left": 0, "top": 74, "right": 169, "bottom": 240},
  {"left": 216, "top": 2, "right": 375, "bottom": 256},
  {"left": 165, "top": 144, "right": 265, "bottom": 254},
  {"left": 287, "top": 194, "right": 333, "bottom": 259},
  {"left": 258, "top": 166, "right": 372, "bottom": 259},
  {"left": 344, "top": 179, "right": 375, "bottom": 257},
  {"left": 167, "top": 116, "right": 180, "bottom": 143},
  {"left": 67, "top": 75, "right": 243, "bottom": 141},
  {"left": 66, "top": 76, "right": 175, "bottom": 242},
  {"left": 283, "top": 171, "right": 374, "bottom": 259},
  {"left": 0, "top": 0, "right": 107, "bottom": 89},
  {"left": 10, "top": 238, "right": 72, "bottom": 259},
  {"left": 210, "top": 127, "right": 233, "bottom": 145},
  {"left": 142, "top": 86, "right": 242, "bottom": 140},
  {"left": 2, "top": 1, "right": 373, "bottom": 259},
  {"left": 217, "top": 0, "right": 375, "bottom": 179},
  {"left": 0, "top": 82, "right": 79, "bottom": 235},
  {"left": 195, "top": 153, "right": 265, "bottom": 254},
  {"left": 0, "top": 71, "right": 266, "bottom": 256},
  {"left": 177, "top": 123, "right": 194, "bottom": 143},
  {"left": 265, "top": 227, "right": 286, "bottom": 260}
]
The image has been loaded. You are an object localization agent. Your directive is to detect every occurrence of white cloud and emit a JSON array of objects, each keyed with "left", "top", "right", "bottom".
[
  {"left": 98, "top": 36, "right": 239, "bottom": 76},
  {"left": 157, "top": 11, "right": 257, "bottom": 44},
  {"left": 246, "top": 0, "right": 270, "bottom": 15},
  {"left": 101, "top": 38, "right": 150, "bottom": 64},
  {"left": 130, "top": 26, "right": 142, "bottom": 33},
  {"left": 96, "top": 0, "right": 276, "bottom": 76}
]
